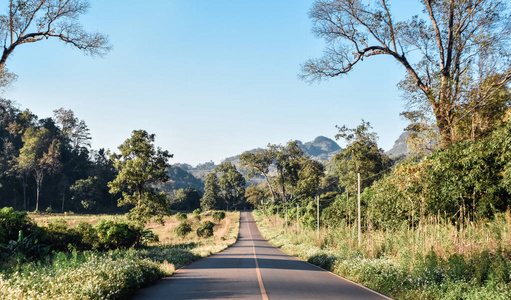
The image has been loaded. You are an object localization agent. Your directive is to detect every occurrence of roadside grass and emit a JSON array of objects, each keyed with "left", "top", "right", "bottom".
[
  {"left": 0, "top": 211, "right": 240, "bottom": 300},
  {"left": 253, "top": 210, "right": 511, "bottom": 299}
]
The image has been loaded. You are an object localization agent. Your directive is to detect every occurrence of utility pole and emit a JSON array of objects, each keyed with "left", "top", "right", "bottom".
[
  {"left": 297, "top": 204, "right": 300, "bottom": 233},
  {"left": 316, "top": 195, "right": 320, "bottom": 240},
  {"left": 358, "top": 173, "right": 361, "bottom": 248},
  {"left": 285, "top": 206, "right": 288, "bottom": 232}
]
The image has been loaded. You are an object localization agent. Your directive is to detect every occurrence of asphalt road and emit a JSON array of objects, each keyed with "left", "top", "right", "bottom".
[{"left": 131, "top": 211, "right": 391, "bottom": 300}]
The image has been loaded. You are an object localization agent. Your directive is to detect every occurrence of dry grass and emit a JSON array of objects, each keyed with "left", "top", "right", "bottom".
[
  {"left": 29, "top": 211, "right": 241, "bottom": 256},
  {"left": 29, "top": 213, "right": 125, "bottom": 227}
]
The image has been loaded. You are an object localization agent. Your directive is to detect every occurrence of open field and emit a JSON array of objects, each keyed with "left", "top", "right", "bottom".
[{"left": 0, "top": 211, "right": 240, "bottom": 300}]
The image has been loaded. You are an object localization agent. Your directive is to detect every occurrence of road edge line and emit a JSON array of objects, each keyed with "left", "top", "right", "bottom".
[{"left": 248, "top": 214, "right": 269, "bottom": 300}]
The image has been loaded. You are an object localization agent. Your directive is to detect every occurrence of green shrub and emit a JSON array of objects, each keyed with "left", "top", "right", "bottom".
[
  {"left": 95, "top": 220, "right": 138, "bottom": 250},
  {"left": 43, "top": 220, "right": 82, "bottom": 251},
  {"left": 0, "top": 207, "right": 36, "bottom": 244},
  {"left": 193, "top": 208, "right": 201, "bottom": 220},
  {"left": 174, "top": 222, "right": 192, "bottom": 237},
  {"left": 74, "top": 222, "right": 99, "bottom": 250},
  {"left": 212, "top": 211, "right": 226, "bottom": 221},
  {"left": 140, "top": 229, "right": 159, "bottom": 245},
  {"left": 175, "top": 212, "right": 187, "bottom": 222},
  {"left": 196, "top": 221, "right": 214, "bottom": 238}
]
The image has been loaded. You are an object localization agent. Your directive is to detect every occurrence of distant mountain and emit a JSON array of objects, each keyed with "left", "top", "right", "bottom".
[
  {"left": 386, "top": 131, "right": 411, "bottom": 158},
  {"left": 297, "top": 136, "right": 342, "bottom": 161},
  {"left": 163, "top": 136, "right": 343, "bottom": 193},
  {"left": 174, "top": 161, "right": 216, "bottom": 182},
  {"left": 163, "top": 165, "right": 205, "bottom": 192}
]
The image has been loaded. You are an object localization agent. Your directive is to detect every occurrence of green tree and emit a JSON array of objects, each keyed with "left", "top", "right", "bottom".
[
  {"left": 270, "top": 141, "right": 304, "bottom": 202},
  {"left": 15, "top": 127, "right": 61, "bottom": 211},
  {"left": 216, "top": 162, "right": 246, "bottom": 210},
  {"left": 302, "top": 0, "right": 511, "bottom": 147},
  {"left": 169, "top": 187, "right": 202, "bottom": 211},
  {"left": 70, "top": 176, "right": 102, "bottom": 211},
  {"left": 53, "top": 108, "right": 91, "bottom": 153},
  {"left": 295, "top": 158, "right": 325, "bottom": 199},
  {"left": 334, "top": 120, "right": 391, "bottom": 191},
  {"left": 245, "top": 184, "right": 267, "bottom": 208},
  {"left": 201, "top": 172, "right": 220, "bottom": 211},
  {"left": 108, "top": 130, "right": 172, "bottom": 227},
  {"left": 240, "top": 149, "right": 277, "bottom": 203},
  {"left": 0, "top": 0, "right": 111, "bottom": 80}
]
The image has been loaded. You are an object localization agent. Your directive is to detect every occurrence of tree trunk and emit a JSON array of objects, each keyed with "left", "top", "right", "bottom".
[
  {"left": 263, "top": 174, "right": 277, "bottom": 204},
  {"left": 61, "top": 192, "right": 65, "bottom": 212},
  {"left": 22, "top": 176, "right": 27, "bottom": 210},
  {"left": 35, "top": 171, "right": 44, "bottom": 212},
  {"left": 35, "top": 183, "right": 40, "bottom": 212}
]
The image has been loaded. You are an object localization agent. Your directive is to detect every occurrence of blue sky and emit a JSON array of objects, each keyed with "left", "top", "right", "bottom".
[{"left": 3, "top": 0, "right": 421, "bottom": 165}]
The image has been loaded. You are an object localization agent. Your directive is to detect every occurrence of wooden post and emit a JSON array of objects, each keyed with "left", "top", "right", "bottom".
[
  {"left": 317, "top": 195, "right": 320, "bottom": 240},
  {"left": 297, "top": 204, "right": 300, "bottom": 233},
  {"left": 358, "top": 173, "right": 361, "bottom": 248},
  {"left": 285, "top": 206, "right": 288, "bottom": 232}
]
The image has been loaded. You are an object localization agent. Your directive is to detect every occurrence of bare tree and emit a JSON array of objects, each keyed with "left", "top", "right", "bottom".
[
  {"left": 302, "top": 0, "right": 511, "bottom": 147},
  {"left": 0, "top": 0, "right": 111, "bottom": 75}
]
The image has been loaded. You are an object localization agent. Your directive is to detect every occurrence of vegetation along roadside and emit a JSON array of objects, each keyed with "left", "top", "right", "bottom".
[{"left": 0, "top": 209, "right": 240, "bottom": 300}]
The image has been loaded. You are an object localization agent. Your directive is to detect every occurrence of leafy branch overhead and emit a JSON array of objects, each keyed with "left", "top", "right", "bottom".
[
  {"left": 302, "top": 0, "right": 511, "bottom": 147},
  {"left": 0, "top": 0, "right": 111, "bottom": 81}
]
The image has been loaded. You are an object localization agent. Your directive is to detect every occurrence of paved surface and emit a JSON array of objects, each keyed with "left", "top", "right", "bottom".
[{"left": 131, "top": 211, "right": 391, "bottom": 300}]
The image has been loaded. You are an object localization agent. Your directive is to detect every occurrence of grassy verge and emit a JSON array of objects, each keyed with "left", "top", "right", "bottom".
[
  {"left": 0, "top": 211, "right": 240, "bottom": 300},
  {"left": 253, "top": 210, "right": 511, "bottom": 299}
]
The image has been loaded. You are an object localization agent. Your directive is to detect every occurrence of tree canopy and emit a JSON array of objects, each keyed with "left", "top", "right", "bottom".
[
  {"left": 334, "top": 120, "right": 391, "bottom": 190},
  {"left": 108, "top": 130, "right": 172, "bottom": 227},
  {"left": 302, "top": 0, "right": 511, "bottom": 147},
  {"left": 0, "top": 0, "right": 111, "bottom": 85}
]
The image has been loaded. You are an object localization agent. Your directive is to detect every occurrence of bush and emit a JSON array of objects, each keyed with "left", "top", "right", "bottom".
[
  {"left": 140, "top": 229, "right": 159, "bottom": 245},
  {"left": 212, "top": 211, "right": 226, "bottom": 221},
  {"left": 196, "top": 221, "right": 214, "bottom": 238},
  {"left": 0, "top": 207, "right": 36, "bottom": 244},
  {"left": 174, "top": 222, "right": 192, "bottom": 237},
  {"left": 193, "top": 208, "right": 201, "bottom": 220},
  {"left": 95, "top": 220, "right": 138, "bottom": 250},
  {"left": 73, "top": 222, "right": 99, "bottom": 250},
  {"left": 175, "top": 212, "right": 187, "bottom": 222},
  {"left": 43, "top": 219, "right": 82, "bottom": 251}
]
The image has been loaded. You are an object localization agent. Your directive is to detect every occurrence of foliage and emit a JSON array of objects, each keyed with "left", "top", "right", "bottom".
[
  {"left": 244, "top": 184, "right": 267, "bottom": 208},
  {"left": 192, "top": 208, "right": 201, "bottom": 220},
  {"left": 174, "top": 222, "right": 192, "bottom": 237},
  {"left": 169, "top": 188, "right": 202, "bottom": 211},
  {"left": 70, "top": 176, "right": 103, "bottom": 211},
  {"left": 196, "top": 221, "right": 214, "bottom": 238},
  {"left": 216, "top": 162, "right": 246, "bottom": 210},
  {"left": 42, "top": 219, "right": 83, "bottom": 252},
  {"left": 175, "top": 212, "right": 187, "bottom": 222},
  {"left": 368, "top": 119, "right": 511, "bottom": 226},
  {"left": 254, "top": 210, "right": 511, "bottom": 299},
  {"left": 109, "top": 130, "right": 172, "bottom": 227},
  {"left": 269, "top": 141, "right": 304, "bottom": 202},
  {"left": 240, "top": 148, "right": 278, "bottom": 202},
  {"left": 201, "top": 172, "right": 221, "bottom": 211},
  {"left": 302, "top": 0, "right": 511, "bottom": 147},
  {"left": 95, "top": 220, "right": 138, "bottom": 250},
  {"left": 0, "top": 0, "right": 111, "bottom": 82},
  {"left": 0, "top": 250, "right": 163, "bottom": 300},
  {"left": 16, "top": 126, "right": 62, "bottom": 211},
  {"left": 334, "top": 120, "right": 391, "bottom": 190},
  {"left": 212, "top": 211, "right": 226, "bottom": 222},
  {"left": 0, "top": 207, "right": 36, "bottom": 244}
]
